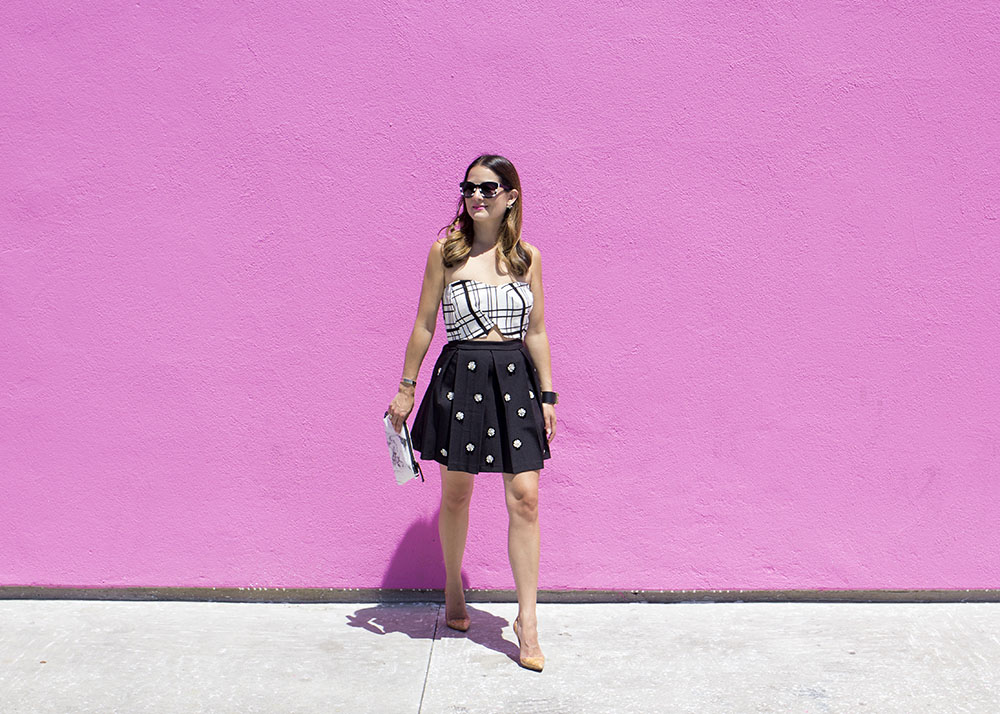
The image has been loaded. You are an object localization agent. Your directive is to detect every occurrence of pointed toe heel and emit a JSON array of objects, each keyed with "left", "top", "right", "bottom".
[{"left": 512, "top": 618, "right": 545, "bottom": 672}]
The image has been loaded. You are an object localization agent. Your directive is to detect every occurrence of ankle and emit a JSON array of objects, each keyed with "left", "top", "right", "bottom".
[{"left": 516, "top": 612, "right": 538, "bottom": 628}]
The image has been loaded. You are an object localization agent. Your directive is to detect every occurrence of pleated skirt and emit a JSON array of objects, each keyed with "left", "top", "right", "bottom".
[{"left": 411, "top": 339, "right": 551, "bottom": 474}]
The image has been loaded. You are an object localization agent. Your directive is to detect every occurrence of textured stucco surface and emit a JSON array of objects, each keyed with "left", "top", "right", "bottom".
[{"left": 2, "top": 1, "right": 999, "bottom": 590}]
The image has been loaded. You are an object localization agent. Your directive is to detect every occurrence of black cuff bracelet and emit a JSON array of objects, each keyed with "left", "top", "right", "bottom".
[{"left": 540, "top": 391, "right": 559, "bottom": 405}]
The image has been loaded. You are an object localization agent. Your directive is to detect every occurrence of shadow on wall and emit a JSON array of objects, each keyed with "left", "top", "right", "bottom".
[{"left": 380, "top": 513, "right": 469, "bottom": 591}]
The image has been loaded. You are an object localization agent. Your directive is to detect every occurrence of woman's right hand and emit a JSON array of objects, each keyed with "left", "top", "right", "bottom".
[{"left": 388, "top": 388, "right": 415, "bottom": 433}]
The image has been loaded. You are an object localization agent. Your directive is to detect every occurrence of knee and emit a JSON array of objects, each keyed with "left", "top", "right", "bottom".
[
  {"left": 441, "top": 486, "right": 473, "bottom": 512},
  {"left": 507, "top": 488, "right": 539, "bottom": 521}
]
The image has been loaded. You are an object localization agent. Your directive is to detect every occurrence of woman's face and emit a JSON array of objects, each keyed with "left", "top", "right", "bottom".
[{"left": 463, "top": 165, "right": 517, "bottom": 223}]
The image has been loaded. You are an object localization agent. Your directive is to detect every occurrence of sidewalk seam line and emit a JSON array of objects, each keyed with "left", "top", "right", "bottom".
[{"left": 417, "top": 604, "right": 439, "bottom": 714}]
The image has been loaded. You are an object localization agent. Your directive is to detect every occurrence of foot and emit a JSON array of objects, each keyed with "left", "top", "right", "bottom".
[
  {"left": 444, "top": 582, "right": 470, "bottom": 632},
  {"left": 512, "top": 616, "right": 545, "bottom": 672}
]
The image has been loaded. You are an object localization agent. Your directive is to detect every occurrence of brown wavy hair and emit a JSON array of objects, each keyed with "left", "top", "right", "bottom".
[{"left": 439, "top": 154, "right": 530, "bottom": 277}]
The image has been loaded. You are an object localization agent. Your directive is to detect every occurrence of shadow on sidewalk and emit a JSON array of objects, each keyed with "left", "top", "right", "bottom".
[
  {"left": 344, "top": 515, "right": 519, "bottom": 662},
  {"left": 345, "top": 604, "right": 519, "bottom": 662}
]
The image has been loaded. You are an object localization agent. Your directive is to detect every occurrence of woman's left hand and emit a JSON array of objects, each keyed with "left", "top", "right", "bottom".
[{"left": 542, "top": 403, "right": 556, "bottom": 443}]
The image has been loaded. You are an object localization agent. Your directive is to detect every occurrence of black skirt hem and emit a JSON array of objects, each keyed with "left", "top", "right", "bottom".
[{"left": 415, "top": 453, "right": 550, "bottom": 475}]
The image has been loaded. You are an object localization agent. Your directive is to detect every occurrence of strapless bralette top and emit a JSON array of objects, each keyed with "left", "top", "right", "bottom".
[{"left": 442, "top": 279, "right": 533, "bottom": 341}]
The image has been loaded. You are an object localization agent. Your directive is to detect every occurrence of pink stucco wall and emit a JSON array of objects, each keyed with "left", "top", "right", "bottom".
[{"left": 3, "top": 2, "right": 998, "bottom": 591}]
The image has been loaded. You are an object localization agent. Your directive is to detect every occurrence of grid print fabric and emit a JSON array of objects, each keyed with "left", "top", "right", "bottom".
[{"left": 442, "top": 279, "right": 533, "bottom": 341}]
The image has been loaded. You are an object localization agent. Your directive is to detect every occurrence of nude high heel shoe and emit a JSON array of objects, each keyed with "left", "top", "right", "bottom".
[
  {"left": 512, "top": 618, "right": 545, "bottom": 672},
  {"left": 444, "top": 593, "right": 470, "bottom": 632}
]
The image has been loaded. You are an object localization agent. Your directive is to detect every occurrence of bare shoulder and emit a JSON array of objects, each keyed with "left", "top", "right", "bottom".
[
  {"left": 523, "top": 241, "right": 543, "bottom": 277},
  {"left": 521, "top": 240, "right": 542, "bottom": 259},
  {"left": 427, "top": 237, "right": 447, "bottom": 263},
  {"left": 423, "top": 238, "right": 447, "bottom": 281}
]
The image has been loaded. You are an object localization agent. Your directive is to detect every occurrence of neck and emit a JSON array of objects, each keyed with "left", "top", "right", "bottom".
[{"left": 472, "top": 221, "right": 502, "bottom": 250}]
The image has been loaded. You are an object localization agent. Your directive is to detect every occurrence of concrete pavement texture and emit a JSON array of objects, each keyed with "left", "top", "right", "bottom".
[{"left": 1, "top": 600, "right": 998, "bottom": 713}]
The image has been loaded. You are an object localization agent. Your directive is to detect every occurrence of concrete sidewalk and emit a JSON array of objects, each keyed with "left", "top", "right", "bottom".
[{"left": 1, "top": 600, "right": 998, "bottom": 713}]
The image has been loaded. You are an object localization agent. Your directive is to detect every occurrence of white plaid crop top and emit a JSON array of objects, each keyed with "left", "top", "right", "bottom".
[{"left": 442, "top": 279, "right": 534, "bottom": 341}]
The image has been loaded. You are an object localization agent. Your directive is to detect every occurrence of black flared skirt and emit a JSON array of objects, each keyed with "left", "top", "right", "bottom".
[{"left": 411, "top": 339, "right": 551, "bottom": 474}]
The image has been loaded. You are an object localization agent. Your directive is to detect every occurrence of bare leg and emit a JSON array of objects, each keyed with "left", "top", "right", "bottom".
[
  {"left": 439, "top": 466, "right": 475, "bottom": 629},
  {"left": 503, "top": 469, "right": 543, "bottom": 663}
]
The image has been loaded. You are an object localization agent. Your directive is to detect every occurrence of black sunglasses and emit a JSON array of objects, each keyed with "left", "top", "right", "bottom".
[{"left": 459, "top": 181, "right": 509, "bottom": 199}]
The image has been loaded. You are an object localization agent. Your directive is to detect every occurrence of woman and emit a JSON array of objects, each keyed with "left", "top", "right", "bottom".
[{"left": 387, "top": 154, "right": 557, "bottom": 672}]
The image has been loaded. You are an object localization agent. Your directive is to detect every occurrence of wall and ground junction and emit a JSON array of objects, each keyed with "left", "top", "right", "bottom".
[{"left": 3, "top": 2, "right": 998, "bottom": 595}]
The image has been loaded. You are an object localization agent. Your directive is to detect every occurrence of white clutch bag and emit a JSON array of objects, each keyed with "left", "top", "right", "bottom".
[{"left": 383, "top": 413, "right": 424, "bottom": 485}]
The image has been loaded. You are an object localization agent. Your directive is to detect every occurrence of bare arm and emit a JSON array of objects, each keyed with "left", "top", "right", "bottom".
[
  {"left": 387, "top": 241, "right": 445, "bottom": 432},
  {"left": 522, "top": 244, "right": 556, "bottom": 442}
]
